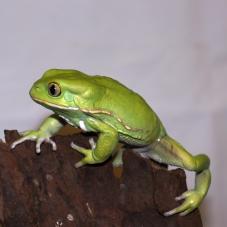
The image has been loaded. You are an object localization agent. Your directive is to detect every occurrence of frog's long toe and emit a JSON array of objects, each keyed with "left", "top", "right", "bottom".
[
  {"left": 70, "top": 142, "right": 84, "bottom": 153},
  {"left": 164, "top": 203, "right": 189, "bottom": 216},
  {"left": 45, "top": 138, "right": 57, "bottom": 151},
  {"left": 11, "top": 136, "right": 35, "bottom": 149},
  {"left": 74, "top": 160, "right": 86, "bottom": 168},
  {"left": 36, "top": 138, "right": 46, "bottom": 153},
  {"left": 71, "top": 142, "right": 91, "bottom": 156}
]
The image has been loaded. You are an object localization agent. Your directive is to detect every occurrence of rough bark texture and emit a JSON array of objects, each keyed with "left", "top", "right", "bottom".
[{"left": 0, "top": 129, "right": 203, "bottom": 227}]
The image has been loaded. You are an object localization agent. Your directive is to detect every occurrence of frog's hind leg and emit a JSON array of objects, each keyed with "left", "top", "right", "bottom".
[{"left": 147, "top": 135, "right": 211, "bottom": 216}]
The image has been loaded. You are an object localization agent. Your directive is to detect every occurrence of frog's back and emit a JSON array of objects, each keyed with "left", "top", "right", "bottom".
[
  {"left": 91, "top": 75, "right": 164, "bottom": 143},
  {"left": 40, "top": 69, "right": 164, "bottom": 144}
]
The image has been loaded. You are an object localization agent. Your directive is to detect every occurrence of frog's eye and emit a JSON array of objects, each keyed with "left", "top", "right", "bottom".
[{"left": 48, "top": 82, "right": 61, "bottom": 97}]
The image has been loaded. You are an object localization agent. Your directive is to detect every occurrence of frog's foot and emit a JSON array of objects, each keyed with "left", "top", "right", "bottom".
[
  {"left": 11, "top": 130, "right": 57, "bottom": 154},
  {"left": 71, "top": 138, "right": 97, "bottom": 168},
  {"left": 164, "top": 190, "right": 202, "bottom": 216}
]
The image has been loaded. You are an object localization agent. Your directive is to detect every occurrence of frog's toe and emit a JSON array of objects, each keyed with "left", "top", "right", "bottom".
[
  {"left": 175, "top": 193, "right": 187, "bottom": 201},
  {"left": 164, "top": 202, "right": 188, "bottom": 216},
  {"left": 35, "top": 138, "right": 45, "bottom": 153},
  {"left": 45, "top": 138, "right": 57, "bottom": 151},
  {"left": 71, "top": 141, "right": 81, "bottom": 150},
  {"left": 179, "top": 207, "right": 195, "bottom": 216},
  {"left": 70, "top": 142, "right": 89, "bottom": 155},
  {"left": 74, "top": 160, "right": 86, "bottom": 168},
  {"left": 112, "top": 148, "right": 123, "bottom": 167},
  {"left": 11, "top": 135, "right": 35, "bottom": 150}
]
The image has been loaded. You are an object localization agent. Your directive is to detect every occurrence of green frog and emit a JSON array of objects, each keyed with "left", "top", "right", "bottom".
[{"left": 11, "top": 69, "right": 211, "bottom": 216}]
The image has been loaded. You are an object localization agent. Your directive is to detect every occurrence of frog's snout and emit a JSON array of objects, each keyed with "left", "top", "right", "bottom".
[{"left": 30, "top": 83, "right": 41, "bottom": 98}]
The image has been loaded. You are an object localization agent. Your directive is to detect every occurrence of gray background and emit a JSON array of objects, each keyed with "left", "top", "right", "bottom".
[{"left": 0, "top": 0, "right": 226, "bottom": 226}]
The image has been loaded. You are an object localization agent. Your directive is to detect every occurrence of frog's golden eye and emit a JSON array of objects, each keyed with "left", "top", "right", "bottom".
[{"left": 48, "top": 82, "right": 61, "bottom": 97}]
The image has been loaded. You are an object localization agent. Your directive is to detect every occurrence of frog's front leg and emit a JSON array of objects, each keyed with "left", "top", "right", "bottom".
[
  {"left": 71, "top": 118, "right": 118, "bottom": 168},
  {"left": 11, "top": 114, "right": 64, "bottom": 153}
]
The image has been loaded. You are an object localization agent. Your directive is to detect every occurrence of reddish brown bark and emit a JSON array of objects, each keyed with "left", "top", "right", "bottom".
[{"left": 0, "top": 130, "right": 203, "bottom": 227}]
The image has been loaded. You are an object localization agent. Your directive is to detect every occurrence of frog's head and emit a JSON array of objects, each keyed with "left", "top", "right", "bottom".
[{"left": 29, "top": 69, "right": 100, "bottom": 112}]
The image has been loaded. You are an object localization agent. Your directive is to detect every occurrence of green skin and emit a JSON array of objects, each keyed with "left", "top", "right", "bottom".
[{"left": 11, "top": 69, "right": 211, "bottom": 216}]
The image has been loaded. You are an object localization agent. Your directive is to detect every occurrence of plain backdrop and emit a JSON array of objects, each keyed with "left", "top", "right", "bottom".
[{"left": 0, "top": 1, "right": 226, "bottom": 226}]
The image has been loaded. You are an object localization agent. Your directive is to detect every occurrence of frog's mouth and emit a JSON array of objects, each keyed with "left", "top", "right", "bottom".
[{"left": 32, "top": 97, "right": 79, "bottom": 111}]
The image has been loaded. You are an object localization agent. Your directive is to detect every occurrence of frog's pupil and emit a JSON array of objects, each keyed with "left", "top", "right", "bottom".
[{"left": 50, "top": 84, "right": 56, "bottom": 95}]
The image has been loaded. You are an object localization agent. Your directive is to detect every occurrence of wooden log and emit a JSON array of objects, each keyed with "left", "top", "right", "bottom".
[{"left": 0, "top": 129, "right": 203, "bottom": 227}]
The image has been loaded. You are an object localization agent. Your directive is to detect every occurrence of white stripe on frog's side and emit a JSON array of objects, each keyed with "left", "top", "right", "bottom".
[
  {"left": 79, "top": 120, "right": 88, "bottom": 131},
  {"left": 59, "top": 115, "right": 74, "bottom": 126},
  {"left": 80, "top": 108, "right": 144, "bottom": 132}
]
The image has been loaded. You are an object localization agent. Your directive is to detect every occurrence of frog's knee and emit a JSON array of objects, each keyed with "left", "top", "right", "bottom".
[{"left": 184, "top": 154, "right": 210, "bottom": 172}]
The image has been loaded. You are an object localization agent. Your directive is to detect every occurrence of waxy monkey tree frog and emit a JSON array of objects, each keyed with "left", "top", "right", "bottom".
[{"left": 11, "top": 69, "right": 211, "bottom": 216}]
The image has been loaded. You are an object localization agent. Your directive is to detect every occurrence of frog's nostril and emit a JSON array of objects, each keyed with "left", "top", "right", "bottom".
[{"left": 34, "top": 85, "right": 40, "bottom": 91}]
